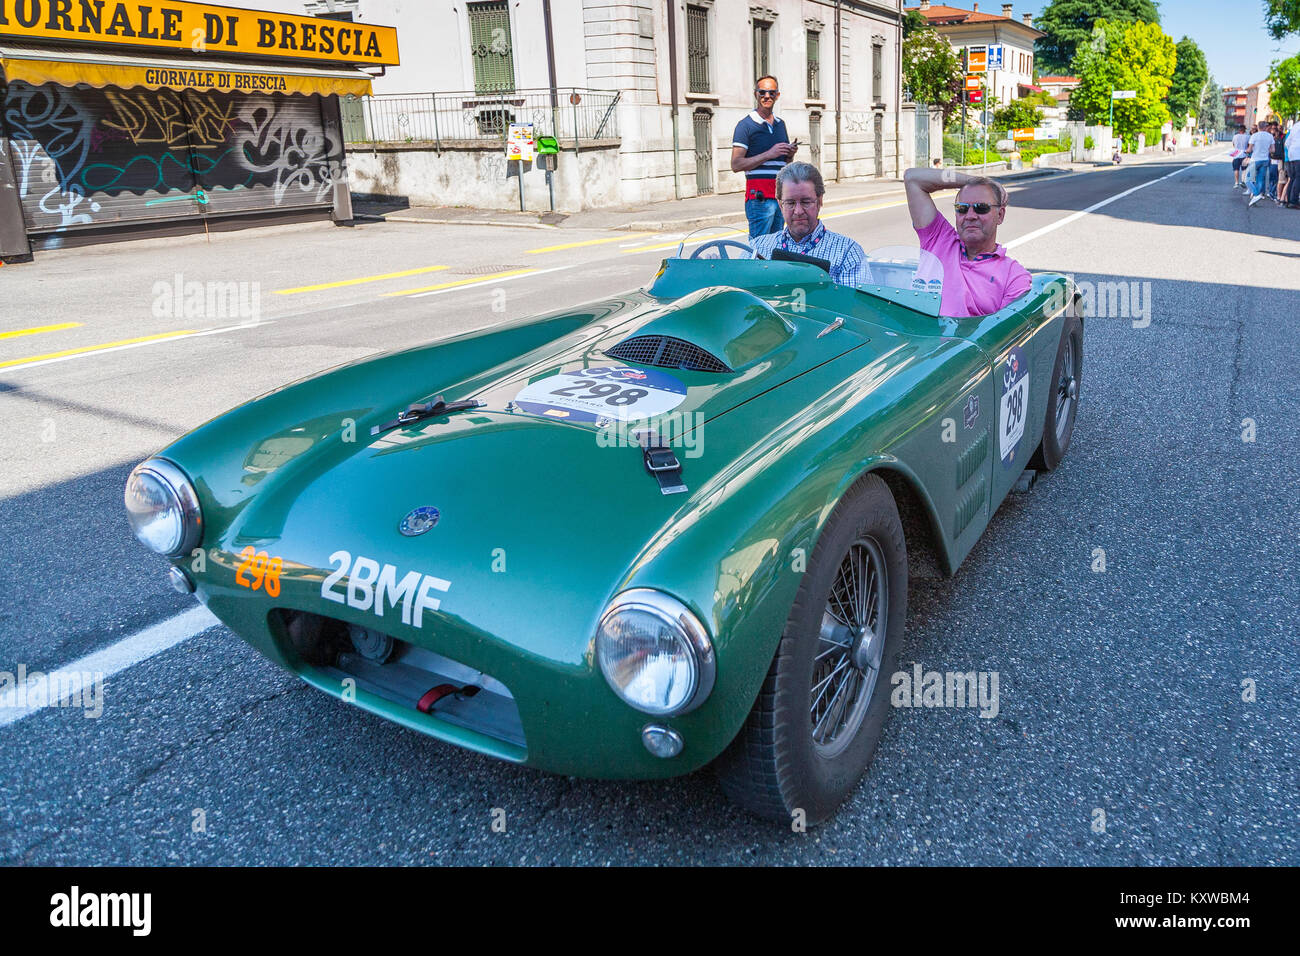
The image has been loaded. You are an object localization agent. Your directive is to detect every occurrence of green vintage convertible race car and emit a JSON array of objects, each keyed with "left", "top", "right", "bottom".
[{"left": 125, "top": 238, "right": 1083, "bottom": 824}]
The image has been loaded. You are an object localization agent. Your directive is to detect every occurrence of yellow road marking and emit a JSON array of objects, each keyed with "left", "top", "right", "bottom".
[
  {"left": 274, "top": 265, "right": 450, "bottom": 294},
  {"left": 526, "top": 232, "right": 658, "bottom": 254},
  {"left": 0, "top": 322, "right": 83, "bottom": 340},
  {"left": 624, "top": 229, "right": 747, "bottom": 254},
  {"left": 0, "top": 330, "right": 197, "bottom": 370},
  {"left": 382, "top": 268, "right": 538, "bottom": 297}
]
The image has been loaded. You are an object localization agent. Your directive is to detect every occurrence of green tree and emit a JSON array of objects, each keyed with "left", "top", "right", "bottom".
[
  {"left": 1070, "top": 19, "right": 1176, "bottom": 142},
  {"left": 902, "top": 23, "right": 965, "bottom": 121},
  {"left": 1035, "top": 0, "right": 1162, "bottom": 75},
  {"left": 903, "top": 9, "right": 927, "bottom": 37},
  {"left": 1270, "top": 54, "right": 1300, "bottom": 119},
  {"left": 1200, "top": 75, "right": 1225, "bottom": 133},
  {"left": 993, "top": 101, "right": 1045, "bottom": 130},
  {"left": 1166, "top": 37, "right": 1208, "bottom": 126},
  {"left": 1264, "top": 0, "right": 1300, "bottom": 40}
]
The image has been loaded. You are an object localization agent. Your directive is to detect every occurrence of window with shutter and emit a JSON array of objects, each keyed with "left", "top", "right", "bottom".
[
  {"left": 687, "top": 5, "right": 710, "bottom": 94},
  {"left": 753, "top": 20, "right": 771, "bottom": 84},
  {"left": 468, "top": 1, "right": 515, "bottom": 94},
  {"left": 872, "top": 43, "right": 883, "bottom": 104},
  {"left": 807, "top": 30, "right": 820, "bottom": 99}
]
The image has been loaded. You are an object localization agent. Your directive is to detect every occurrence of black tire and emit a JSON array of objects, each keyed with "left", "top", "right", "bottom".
[
  {"left": 715, "top": 473, "right": 908, "bottom": 825},
  {"left": 1029, "top": 311, "right": 1083, "bottom": 472}
]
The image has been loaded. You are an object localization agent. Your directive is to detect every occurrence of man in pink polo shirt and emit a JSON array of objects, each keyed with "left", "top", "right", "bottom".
[{"left": 902, "top": 167, "right": 1032, "bottom": 317}]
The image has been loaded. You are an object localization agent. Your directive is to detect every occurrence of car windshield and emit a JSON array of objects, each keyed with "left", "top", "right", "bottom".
[{"left": 666, "top": 230, "right": 945, "bottom": 311}]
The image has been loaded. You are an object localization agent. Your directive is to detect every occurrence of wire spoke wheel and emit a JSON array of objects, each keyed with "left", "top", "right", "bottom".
[
  {"left": 1055, "top": 333, "right": 1077, "bottom": 445},
  {"left": 810, "top": 536, "right": 888, "bottom": 758},
  {"left": 715, "top": 473, "right": 906, "bottom": 825}
]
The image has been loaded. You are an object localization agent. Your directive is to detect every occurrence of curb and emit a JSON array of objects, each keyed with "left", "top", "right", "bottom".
[
  {"left": 384, "top": 215, "right": 560, "bottom": 230},
  {"left": 995, "top": 167, "right": 1065, "bottom": 183}
]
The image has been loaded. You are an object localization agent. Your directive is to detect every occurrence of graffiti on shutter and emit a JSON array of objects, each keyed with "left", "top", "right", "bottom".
[{"left": 4, "top": 82, "right": 340, "bottom": 237}]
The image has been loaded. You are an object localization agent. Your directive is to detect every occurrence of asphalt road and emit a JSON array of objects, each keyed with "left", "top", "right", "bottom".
[{"left": 2, "top": 144, "right": 1298, "bottom": 864}]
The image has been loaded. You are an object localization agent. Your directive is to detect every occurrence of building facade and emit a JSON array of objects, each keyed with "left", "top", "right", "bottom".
[
  {"left": 1243, "top": 80, "right": 1272, "bottom": 127},
  {"left": 0, "top": 1, "right": 391, "bottom": 258},
  {"left": 1223, "top": 86, "right": 1248, "bottom": 128},
  {"left": 905, "top": 1, "right": 1042, "bottom": 107},
  {"left": 249, "top": 1, "right": 926, "bottom": 211}
]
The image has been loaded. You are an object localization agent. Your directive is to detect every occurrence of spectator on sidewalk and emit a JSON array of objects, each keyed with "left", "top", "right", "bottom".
[
  {"left": 1232, "top": 125, "right": 1249, "bottom": 188},
  {"left": 749, "top": 163, "right": 870, "bottom": 288},
  {"left": 1269, "top": 121, "right": 1285, "bottom": 203},
  {"left": 731, "top": 76, "right": 797, "bottom": 239},
  {"left": 1246, "top": 123, "right": 1275, "bottom": 207},
  {"left": 1278, "top": 122, "right": 1291, "bottom": 205},
  {"left": 1286, "top": 121, "right": 1300, "bottom": 209},
  {"left": 903, "top": 167, "right": 1032, "bottom": 317}
]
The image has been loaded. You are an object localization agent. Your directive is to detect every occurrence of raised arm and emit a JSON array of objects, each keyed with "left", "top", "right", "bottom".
[{"left": 903, "top": 167, "right": 973, "bottom": 230}]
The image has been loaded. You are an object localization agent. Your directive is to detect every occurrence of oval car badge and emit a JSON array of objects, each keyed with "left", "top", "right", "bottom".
[{"left": 399, "top": 506, "right": 441, "bottom": 536}]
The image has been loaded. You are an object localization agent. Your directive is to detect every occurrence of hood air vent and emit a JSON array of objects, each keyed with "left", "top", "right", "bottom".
[{"left": 605, "top": 335, "right": 732, "bottom": 373}]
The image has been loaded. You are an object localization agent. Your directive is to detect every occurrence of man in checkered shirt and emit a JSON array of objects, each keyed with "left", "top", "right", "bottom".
[{"left": 749, "top": 163, "right": 871, "bottom": 287}]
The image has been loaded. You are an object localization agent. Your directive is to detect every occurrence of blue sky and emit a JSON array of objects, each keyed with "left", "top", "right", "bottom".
[{"left": 1014, "top": 0, "right": 1300, "bottom": 86}]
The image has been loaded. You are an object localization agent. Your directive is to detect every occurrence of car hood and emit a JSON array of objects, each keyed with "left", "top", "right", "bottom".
[{"left": 181, "top": 282, "right": 876, "bottom": 662}]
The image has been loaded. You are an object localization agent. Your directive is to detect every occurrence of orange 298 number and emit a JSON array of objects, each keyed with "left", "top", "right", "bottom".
[{"left": 235, "top": 546, "right": 284, "bottom": 597}]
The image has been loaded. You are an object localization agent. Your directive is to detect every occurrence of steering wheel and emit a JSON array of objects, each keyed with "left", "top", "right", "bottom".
[{"left": 689, "top": 239, "right": 753, "bottom": 260}]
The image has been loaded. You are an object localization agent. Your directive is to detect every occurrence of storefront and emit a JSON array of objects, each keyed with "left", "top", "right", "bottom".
[{"left": 0, "top": 1, "right": 399, "bottom": 257}]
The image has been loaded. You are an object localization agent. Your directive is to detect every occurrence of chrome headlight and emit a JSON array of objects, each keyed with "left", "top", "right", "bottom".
[
  {"left": 596, "top": 589, "right": 715, "bottom": 716},
  {"left": 124, "top": 459, "right": 202, "bottom": 558}
]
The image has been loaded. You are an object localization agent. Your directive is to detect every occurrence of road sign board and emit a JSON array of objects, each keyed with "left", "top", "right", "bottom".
[
  {"left": 968, "top": 89, "right": 983, "bottom": 104},
  {"left": 987, "top": 45, "right": 1004, "bottom": 70},
  {"left": 967, "top": 45, "right": 987, "bottom": 74},
  {"left": 965, "top": 75, "right": 982, "bottom": 91},
  {"left": 1112, "top": 90, "right": 1137, "bottom": 99}
]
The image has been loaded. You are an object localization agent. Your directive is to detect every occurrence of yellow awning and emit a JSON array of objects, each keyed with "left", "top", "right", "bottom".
[{"left": 0, "top": 44, "right": 373, "bottom": 97}]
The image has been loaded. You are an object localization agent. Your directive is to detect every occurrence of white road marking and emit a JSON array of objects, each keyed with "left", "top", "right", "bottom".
[
  {"left": 0, "top": 323, "right": 259, "bottom": 374},
  {"left": 1006, "top": 163, "right": 1204, "bottom": 250},
  {"left": 0, "top": 605, "right": 219, "bottom": 728}
]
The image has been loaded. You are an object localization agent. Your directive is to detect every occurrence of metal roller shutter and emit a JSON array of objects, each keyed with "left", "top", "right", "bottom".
[
  {"left": 3, "top": 82, "right": 338, "bottom": 237},
  {"left": 5, "top": 81, "right": 201, "bottom": 233},
  {"left": 198, "top": 92, "right": 338, "bottom": 216}
]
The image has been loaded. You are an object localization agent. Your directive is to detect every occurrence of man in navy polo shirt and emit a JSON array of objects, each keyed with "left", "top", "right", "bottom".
[{"left": 731, "top": 75, "right": 798, "bottom": 238}]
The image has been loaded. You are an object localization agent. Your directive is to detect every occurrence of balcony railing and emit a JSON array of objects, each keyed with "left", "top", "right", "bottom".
[{"left": 343, "top": 88, "right": 622, "bottom": 149}]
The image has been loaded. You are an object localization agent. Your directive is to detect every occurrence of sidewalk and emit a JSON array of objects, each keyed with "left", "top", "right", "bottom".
[{"left": 355, "top": 144, "right": 1220, "bottom": 233}]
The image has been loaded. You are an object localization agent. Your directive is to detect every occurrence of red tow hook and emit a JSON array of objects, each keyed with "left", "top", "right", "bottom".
[
  {"left": 416, "top": 684, "right": 460, "bottom": 714},
  {"left": 416, "top": 683, "right": 480, "bottom": 714}
]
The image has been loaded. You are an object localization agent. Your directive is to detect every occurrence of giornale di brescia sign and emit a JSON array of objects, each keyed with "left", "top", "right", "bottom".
[{"left": 0, "top": 0, "right": 399, "bottom": 64}]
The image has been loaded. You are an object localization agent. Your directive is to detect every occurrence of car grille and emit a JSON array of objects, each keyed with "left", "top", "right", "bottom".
[
  {"left": 274, "top": 610, "right": 525, "bottom": 751},
  {"left": 605, "top": 335, "right": 731, "bottom": 373}
]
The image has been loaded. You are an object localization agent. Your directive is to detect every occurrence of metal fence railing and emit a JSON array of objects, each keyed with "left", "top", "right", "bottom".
[{"left": 343, "top": 88, "right": 622, "bottom": 149}]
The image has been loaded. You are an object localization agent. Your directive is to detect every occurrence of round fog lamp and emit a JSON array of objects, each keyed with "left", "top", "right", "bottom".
[{"left": 642, "top": 724, "right": 684, "bottom": 758}]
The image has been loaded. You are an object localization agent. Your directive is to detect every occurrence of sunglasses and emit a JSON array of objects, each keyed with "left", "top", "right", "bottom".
[
  {"left": 755, "top": 90, "right": 779, "bottom": 99},
  {"left": 954, "top": 201, "right": 1002, "bottom": 215}
]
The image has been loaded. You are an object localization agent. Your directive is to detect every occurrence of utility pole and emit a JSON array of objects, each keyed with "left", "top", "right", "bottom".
[
  {"left": 542, "top": 0, "right": 559, "bottom": 211},
  {"left": 835, "top": 0, "right": 842, "bottom": 181},
  {"left": 665, "top": 0, "right": 681, "bottom": 199}
]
